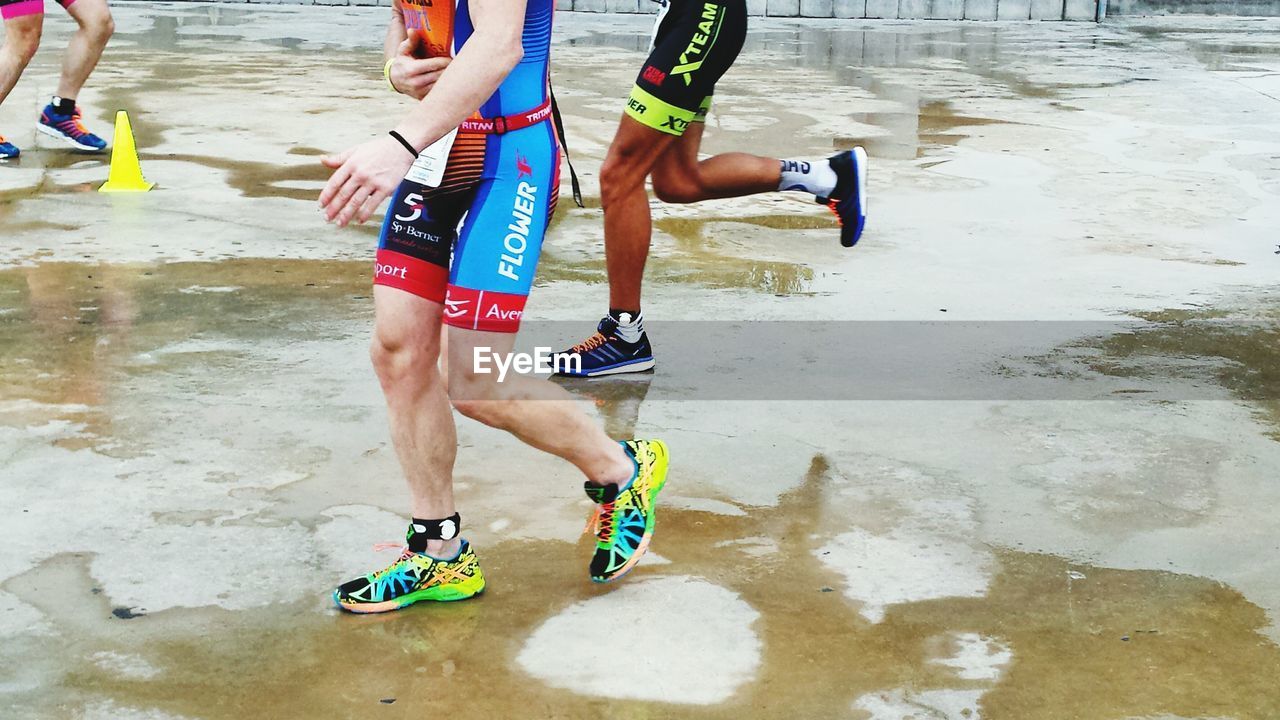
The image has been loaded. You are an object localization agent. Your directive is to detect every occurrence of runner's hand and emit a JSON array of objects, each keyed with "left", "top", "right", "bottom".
[
  {"left": 319, "top": 136, "right": 415, "bottom": 227},
  {"left": 389, "top": 38, "right": 452, "bottom": 100}
]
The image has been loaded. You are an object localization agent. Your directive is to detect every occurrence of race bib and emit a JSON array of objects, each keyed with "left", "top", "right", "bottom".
[{"left": 404, "top": 127, "right": 458, "bottom": 188}]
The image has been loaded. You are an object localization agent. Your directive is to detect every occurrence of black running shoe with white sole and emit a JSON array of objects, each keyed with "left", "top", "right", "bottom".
[
  {"left": 822, "top": 147, "right": 867, "bottom": 247},
  {"left": 554, "top": 316, "right": 655, "bottom": 378}
]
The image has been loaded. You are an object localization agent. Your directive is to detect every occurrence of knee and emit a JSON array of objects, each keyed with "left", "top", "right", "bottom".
[
  {"left": 598, "top": 148, "right": 649, "bottom": 210},
  {"left": 597, "top": 157, "right": 629, "bottom": 210},
  {"left": 96, "top": 15, "right": 116, "bottom": 43},
  {"left": 369, "top": 325, "right": 439, "bottom": 389},
  {"left": 7, "top": 24, "right": 43, "bottom": 63},
  {"left": 448, "top": 380, "right": 502, "bottom": 426},
  {"left": 446, "top": 365, "right": 506, "bottom": 426}
]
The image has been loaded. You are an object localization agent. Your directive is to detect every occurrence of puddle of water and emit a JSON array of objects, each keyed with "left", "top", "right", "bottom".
[
  {"left": 838, "top": 101, "right": 1014, "bottom": 158},
  {"left": 0, "top": 256, "right": 812, "bottom": 441},
  {"left": 1127, "top": 20, "right": 1280, "bottom": 71},
  {"left": 5, "top": 455, "right": 1280, "bottom": 719},
  {"left": 0, "top": 260, "right": 369, "bottom": 438},
  {"left": 159, "top": 153, "right": 335, "bottom": 201},
  {"left": 1086, "top": 303, "right": 1280, "bottom": 440}
]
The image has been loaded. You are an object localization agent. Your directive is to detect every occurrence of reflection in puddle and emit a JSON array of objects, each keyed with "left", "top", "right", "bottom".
[
  {"left": 0, "top": 260, "right": 368, "bottom": 439},
  {"left": 6, "top": 456, "right": 1280, "bottom": 719},
  {"left": 3, "top": 261, "right": 1280, "bottom": 718},
  {"left": 1087, "top": 303, "right": 1280, "bottom": 441},
  {"left": 839, "top": 101, "right": 1014, "bottom": 159}
]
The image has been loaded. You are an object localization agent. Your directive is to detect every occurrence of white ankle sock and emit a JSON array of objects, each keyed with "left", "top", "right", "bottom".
[
  {"left": 778, "top": 158, "right": 838, "bottom": 197},
  {"left": 612, "top": 311, "right": 644, "bottom": 343}
]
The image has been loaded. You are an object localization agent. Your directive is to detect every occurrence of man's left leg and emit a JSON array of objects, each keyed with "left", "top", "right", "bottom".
[
  {"left": 446, "top": 317, "right": 671, "bottom": 584},
  {"left": 650, "top": 120, "right": 777, "bottom": 203},
  {"left": 35, "top": 0, "right": 111, "bottom": 151},
  {"left": 442, "top": 121, "right": 672, "bottom": 583},
  {"left": 650, "top": 113, "right": 868, "bottom": 246}
]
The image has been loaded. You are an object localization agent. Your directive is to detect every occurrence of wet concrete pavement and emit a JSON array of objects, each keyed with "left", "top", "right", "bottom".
[{"left": 2, "top": 5, "right": 1280, "bottom": 719}]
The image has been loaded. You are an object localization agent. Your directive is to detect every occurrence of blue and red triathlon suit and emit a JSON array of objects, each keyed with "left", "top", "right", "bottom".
[{"left": 375, "top": 0, "right": 560, "bottom": 333}]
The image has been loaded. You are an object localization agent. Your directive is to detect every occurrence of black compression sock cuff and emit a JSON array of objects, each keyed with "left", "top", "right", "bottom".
[
  {"left": 53, "top": 96, "right": 76, "bottom": 115},
  {"left": 406, "top": 513, "right": 461, "bottom": 552}
]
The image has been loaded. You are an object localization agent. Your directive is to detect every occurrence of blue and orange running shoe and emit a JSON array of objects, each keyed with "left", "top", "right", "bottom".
[
  {"left": 584, "top": 439, "right": 670, "bottom": 583},
  {"left": 333, "top": 540, "right": 486, "bottom": 614},
  {"left": 824, "top": 147, "right": 868, "bottom": 247},
  {"left": 0, "top": 135, "right": 18, "bottom": 160},
  {"left": 554, "top": 315, "right": 655, "bottom": 378},
  {"left": 37, "top": 104, "right": 107, "bottom": 152}
]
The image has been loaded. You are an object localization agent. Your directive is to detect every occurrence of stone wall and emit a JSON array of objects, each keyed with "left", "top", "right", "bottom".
[
  {"left": 558, "top": 0, "right": 1103, "bottom": 19},
  {"left": 157, "top": 0, "right": 1280, "bottom": 18},
  {"left": 1108, "top": 0, "right": 1280, "bottom": 13}
]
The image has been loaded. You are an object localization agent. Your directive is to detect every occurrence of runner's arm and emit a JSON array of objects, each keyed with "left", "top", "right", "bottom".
[
  {"left": 390, "top": 0, "right": 527, "bottom": 150},
  {"left": 320, "top": 0, "right": 524, "bottom": 225},
  {"left": 385, "top": 0, "right": 407, "bottom": 60}
]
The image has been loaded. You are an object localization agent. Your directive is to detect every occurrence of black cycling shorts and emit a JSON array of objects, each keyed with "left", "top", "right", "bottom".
[{"left": 624, "top": 0, "right": 747, "bottom": 136}]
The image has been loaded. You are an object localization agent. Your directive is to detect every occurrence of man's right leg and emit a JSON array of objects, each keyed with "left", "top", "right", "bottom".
[
  {"left": 333, "top": 286, "right": 486, "bottom": 614},
  {"left": 0, "top": 11, "right": 43, "bottom": 158},
  {"left": 54, "top": 0, "right": 113, "bottom": 102},
  {"left": 34, "top": 0, "right": 111, "bottom": 152},
  {"left": 334, "top": 174, "right": 487, "bottom": 614},
  {"left": 551, "top": 115, "right": 674, "bottom": 378},
  {"left": 599, "top": 114, "right": 677, "bottom": 315},
  {"left": 369, "top": 286, "right": 459, "bottom": 557}
]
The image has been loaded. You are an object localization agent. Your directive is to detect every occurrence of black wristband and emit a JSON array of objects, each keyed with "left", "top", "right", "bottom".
[{"left": 388, "top": 130, "right": 418, "bottom": 158}]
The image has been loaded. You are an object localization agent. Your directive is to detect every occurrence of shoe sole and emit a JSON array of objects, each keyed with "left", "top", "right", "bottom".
[
  {"left": 592, "top": 439, "right": 670, "bottom": 584},
  {"left": 333, "top": 575, "right": 486, "bottom": 614},
  {"left": 559, "top": 357, "right": 656, "bottom": 378},
  {"left": 36, "top": 123, "right": 107, "bottom": 153}
]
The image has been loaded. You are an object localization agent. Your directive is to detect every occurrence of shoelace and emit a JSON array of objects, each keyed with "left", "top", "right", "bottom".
[
  {"left": 49, "top": 109, "right": 90, "bottom": 137},
  {"left": 570, "top": 332, "right": 609, "bottom": 354},
  {"left": 368, "top": 542, "right": 413, "bottom": 579},
  {"left": 67, "top": 114, "right": 91, "bottom": 137},
  {"left": 584, "top": 500, "right": 617, "bottom": 542}
]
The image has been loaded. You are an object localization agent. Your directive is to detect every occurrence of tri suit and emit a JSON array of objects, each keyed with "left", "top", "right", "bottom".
[{"left": 375, "top": 0, "right": 560, "bottom": 333}]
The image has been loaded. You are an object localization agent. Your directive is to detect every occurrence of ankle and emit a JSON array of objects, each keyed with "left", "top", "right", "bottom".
[
  {"left": 424, "top": 537, "right": 462, "bottom": 560},
  {"left": 594, "top": 447, "right": 636, "bottom": 488}
]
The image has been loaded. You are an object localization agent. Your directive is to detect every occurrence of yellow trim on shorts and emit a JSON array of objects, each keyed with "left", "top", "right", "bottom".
[
  {"left": 625, "top": 86, "right": 698, "bottom": 136},
  {"left": 693, "top": 96, "right": 712, "bottom": 123}
]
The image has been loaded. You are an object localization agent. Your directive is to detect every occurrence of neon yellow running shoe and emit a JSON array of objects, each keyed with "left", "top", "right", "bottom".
[
  {"left": 585, "top": 439, "right": 670, "bottom": 583},
  {"left": 333, "top": 540, "right": 485, "bottom": 614}
]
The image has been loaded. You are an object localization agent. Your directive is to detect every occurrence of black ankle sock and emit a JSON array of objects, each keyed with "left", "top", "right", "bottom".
[
  {"left": 609, "top": 308, "right": 640, "bottom": 324},
  {"left": 406, "top": 514, "right": 461, "bottom": 553},
  {"left": 608, "top": 309, "right": 643, "bottom": 343},
  {"left": 53, "top": 96, "right": 76, "bottom": 115}
]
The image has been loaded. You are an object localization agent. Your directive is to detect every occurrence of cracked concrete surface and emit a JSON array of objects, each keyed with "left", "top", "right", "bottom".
[{"left": 2, "top": 5, "right": 1279, "bottom": 719}]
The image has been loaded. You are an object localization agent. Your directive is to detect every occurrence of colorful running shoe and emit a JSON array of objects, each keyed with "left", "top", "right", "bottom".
[
  {"left": 0, "top": 136, "right": 18, "bottom": 160},
  {"left": 554, "top": 315, "right": 655, "bottom": 378},
  {"left": 584, "top": 439, "right": 670, "bottom": 583},
  {"left": 333, "top": 540, "right": 486, "bottom": 614},
  {"left": 37, "top": 105, "right": 108, "bottom": 152},
  {"left": 823, "top": 147, "right": 868, "bottom": 247}
]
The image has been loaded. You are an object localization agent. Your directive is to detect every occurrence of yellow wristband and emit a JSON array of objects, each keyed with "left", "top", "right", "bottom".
[{"left": 383, "top": 58, "right": 397, "bottom": 94}]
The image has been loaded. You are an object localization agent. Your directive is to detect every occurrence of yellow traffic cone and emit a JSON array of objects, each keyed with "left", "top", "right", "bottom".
[{"left": 99, "top": 110, "right": 154, "bottom": 193}]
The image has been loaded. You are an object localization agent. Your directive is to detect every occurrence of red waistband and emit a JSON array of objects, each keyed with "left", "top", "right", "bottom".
[{"left": 460, "top": 98, "right": 553, "bottom": 135}]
